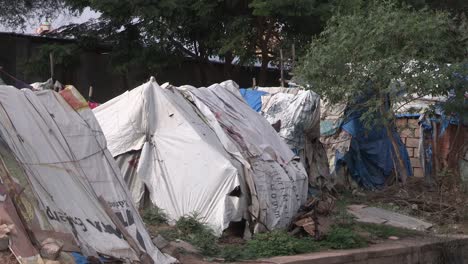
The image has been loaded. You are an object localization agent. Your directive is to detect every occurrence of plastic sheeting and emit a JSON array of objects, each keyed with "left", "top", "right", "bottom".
[
  {"left": 321, "top": 103, "right": 412, "bottom": 190},
  {"left": 254, "top": 88, "right": 330, "bottom": 192},
  {"left": 94, "top": 79, "right": 245, "bottom": 236},
  {"left": 180, "top": 81, "right": 308, "bottom": 233},
  {"left": 0, "top": 85, "right": 174, "bottom": 263},
  {"left": 239, "top": 89, "right": 268, "bottom": 112}
]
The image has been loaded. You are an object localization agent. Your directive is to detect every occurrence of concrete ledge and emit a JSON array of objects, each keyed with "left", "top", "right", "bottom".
[{"left": 257, "top": 235, "right": 468, "bottom": 264}]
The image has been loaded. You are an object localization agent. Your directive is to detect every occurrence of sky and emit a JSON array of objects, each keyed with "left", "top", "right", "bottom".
[{"left": 0, "top": 7, "right": 101, "bottom": 34}]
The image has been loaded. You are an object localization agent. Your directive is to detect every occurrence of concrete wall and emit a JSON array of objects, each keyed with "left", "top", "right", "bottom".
[
  {"left": 265, "top": 236, "right": 468, "bottom": 264},
  {"left": 0, "top": 33, "right": 281, "bottom": 102}
]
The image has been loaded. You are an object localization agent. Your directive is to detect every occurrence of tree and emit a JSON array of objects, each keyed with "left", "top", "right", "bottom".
[
  {"left": 296, "top": 0, "right": 467, "bottom": 184},
  {"left": 0, "top": 0, "right": 68, "bottom": 30},
  {"left": 49, "top": 0, "right": 333, "bottom": 86}
]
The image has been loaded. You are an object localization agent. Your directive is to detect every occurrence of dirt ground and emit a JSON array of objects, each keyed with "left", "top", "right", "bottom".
[{"left": 352, "top": 177, "right": 468, "bottom": 234}]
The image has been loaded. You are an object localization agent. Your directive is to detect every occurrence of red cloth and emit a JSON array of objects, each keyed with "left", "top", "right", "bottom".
[{"left": 88, "top": 102, "right": 99, "bottom": 109}]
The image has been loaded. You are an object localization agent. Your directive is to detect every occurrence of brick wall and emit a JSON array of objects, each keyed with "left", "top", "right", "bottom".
[
  {"left": 397, "top": 117, "right": 468, "bottom": 179},
  {"left": 396, "top": 118, "right": 424, "bottom": 177}
]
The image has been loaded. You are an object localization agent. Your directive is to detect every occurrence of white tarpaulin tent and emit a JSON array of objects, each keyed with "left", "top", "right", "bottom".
[
  {"left": 256, "top": 87, "right": 331, "bottom": 192},
  {"left": 0, "top": 84, "right": 174, "bottom": 263},
  {"left": 94, "top": 78, "right": 246, "bottom": 235},
  {"left": 179, "top": 81, "right": 309, "bottom": 233}
]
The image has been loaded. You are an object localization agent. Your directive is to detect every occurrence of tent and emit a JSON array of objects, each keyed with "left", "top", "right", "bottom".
[
  {"left": 95, "top": 78, "right": 308, "bottom": 235},
  {"left": 239, "top": 87, "right": 331, "bottom": 193},
  {"left": 94, "top": 78, "right": 246, "bottom": 235},
  {"left": 0, "top": 84, "right": 174, "bottom": 263},
  {"left": 179, "top": 81, "right": 308, "bottom": 233}
]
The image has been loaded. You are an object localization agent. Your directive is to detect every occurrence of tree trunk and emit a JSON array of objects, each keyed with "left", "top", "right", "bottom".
[
  {"left": 381, "top": 98, "right": 408, "bottom": 185},
  {"left": 385, "top": 123, "right": 409, "bottom": 184},
  {"left": 258, "top": 55, "right": 269, "bottom": 86},
  {"left": 223, "top": 53, "right": 233, "bottom": 80}
]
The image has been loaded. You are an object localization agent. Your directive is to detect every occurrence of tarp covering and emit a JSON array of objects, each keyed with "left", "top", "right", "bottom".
[
  {"left": 239, "top": 89, "right": 268, "bottom": 112},
  {"left": 240, "top": 87, "right": 330, "bottom": 192},
  {"left": 338, "top": 109, "right": 412, "bottom": 189},
  {"left": 0, "top": 85, "right": 174, "bottom": 263},
  {"left": 94, "top": 78, "right": 245, "bottom": 235},
  {"left": 320, "top": 101, "right": 412, "bottom": 190},
  {"left": 180, "top": 81, "right": 308, "bottom": 233}
]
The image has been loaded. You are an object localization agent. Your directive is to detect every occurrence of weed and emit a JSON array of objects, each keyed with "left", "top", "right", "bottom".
[
  {"left": 321, "top": 226, "right": 367, "bottom": 249},
  {"left": 218, "top": 231, "right": 319, "bottom": 261},
  {"left": 176, "top": 213, "right": 207, "bottom": 235},
  {"left": 142, "top": 206, "right": 168, "bottom": 225},
  {"left": 355, "top": 223, "right": 419, "bottom": 239},
  {"left": 176, "top": 213, "right": 220, "bottom": 256},
  {"left": 157, "top": 229, "right": 179, "bottom": 241}
]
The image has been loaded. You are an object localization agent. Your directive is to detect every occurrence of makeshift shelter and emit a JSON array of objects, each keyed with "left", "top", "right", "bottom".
[
  {"left": 395, "top": 95, "right": 468, "bottom": 184},
  {"left": 320, "top": 98, "right": 412, "bottom": 190},
  {"left": 0, "top": 84, "right": 174, "bottom": 263},
  {"left": 239, "top": 87, "right": 331, "bottom": 193},
  {"left": 95, "top": 78, "right": 308, "bottom": 235},
  {"left": 94, "top": 78, "right": 247, "bottom": 235},
  {"left": 179, "top": 81, "right": 308, "bottom": 233}
]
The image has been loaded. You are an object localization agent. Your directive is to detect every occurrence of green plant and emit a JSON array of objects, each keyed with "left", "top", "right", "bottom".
[
  {"left": 296, "top": 0, "right": 468, "bottom": 184},
  {"left": 157, "top": 229, "right": 179, "bottom": 241},
  {"left": 243, "top": 230, "right": 318, "bottom": 258},
  {"left": 355, "top": 223, "right": 418, "bottom": 239},
  {"left": 176, "top": 213, "right": 219, "bottom": 256},
  {"left": 142, "top": 206, "right": 168, "bottom": 225},
  {"left": 322, "top": 226, "right": 367, "bottom": 249}
]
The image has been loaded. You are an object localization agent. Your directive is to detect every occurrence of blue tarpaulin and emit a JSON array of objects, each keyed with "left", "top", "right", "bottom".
[
  {"left": 239, "top": 89, "right": 268, "bottom": 112},
  {"left": 335, "top": 108, "right": 412, "bottom": 189}
]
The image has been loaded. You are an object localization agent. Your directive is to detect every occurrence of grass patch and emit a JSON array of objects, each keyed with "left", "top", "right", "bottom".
[
  {"left": 219, "top": 230, "right": 319, "bottom": 261},
  {"left": 175, "top": 213, "right": 220, "bottom": 256},
  {"left": 354, "top": 223, "right": 420, "bottom": 239},
  {"left": 321, "top": 226, "right": 368, "bottom": 249},
  {"left": 142, "top": 206, "right": 168, "bottom": 225}
]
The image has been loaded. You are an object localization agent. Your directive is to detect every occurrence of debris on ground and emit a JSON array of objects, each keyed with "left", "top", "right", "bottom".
[
  {"left": 362, "top": 177, "right": 468, "bottom": 232},
  {"left": 290, "top": 194, "right": 336, "bottom": 239},
  {"left": 152, "top": 235, "right": 169, "bottom": 249},
  {"left": 40, "top": 238, "right": 63, "bottom": 260},
  {"left": 0, "top": 224, "right": 13, "bottom": 251},
  {"left": 347, "top": 204, "right": 433, "bottom": 230}
]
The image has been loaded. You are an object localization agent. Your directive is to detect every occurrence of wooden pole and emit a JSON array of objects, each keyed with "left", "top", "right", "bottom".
[
  {"left": 88, "top": 86, "right": 93, "bottom": 101},
  {"left": 291, "top": 44, "right": 296, "bottom": 70},
  {"left": 49, "top": 52, "right": 54, "bottom": 81},
  {"left": 280, "top": 49, "right": 284, "bottom": 87}
]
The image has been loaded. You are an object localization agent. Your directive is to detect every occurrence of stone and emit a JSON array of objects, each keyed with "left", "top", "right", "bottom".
[
  {"left": 411, "top": 204, "right": 418, "bottom": 210},
  {"left": 40, "top": 238, "right": 63, "bottom": 260},
  {"left": 400, "top": 128, "right": 415, "bottom": 138},
  {"left": 410, "top": 158, "right": 421, "bottom": 168},
  {"left": 413, "top": 167, "right": 424, "bottom": 178},
  {"left": 388, "top": 236, "right": 399, "bottom": 240},
  {"left": 0, "top": 236, "right": 9, "bottom": 251},
  {"left": 170, "top": 240, "right": 200, "bottom": 254},
  {"left": 406, "top": 148, "right": 414, "bottom": 158},
  {"left": 152, "top": 235, "right": 169, "bottom": 249},
  {"left": 44, "top": 261, "right": 61, "bottom": 264},
  {"left": 396, "top": 118, "right": 408, "bottom": 127},
  {"left": 408, "top": 119, "right": 419, "bottom": 129},
  {"left": 406, "top": 138, "right": 420, "bottom": 148}
]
